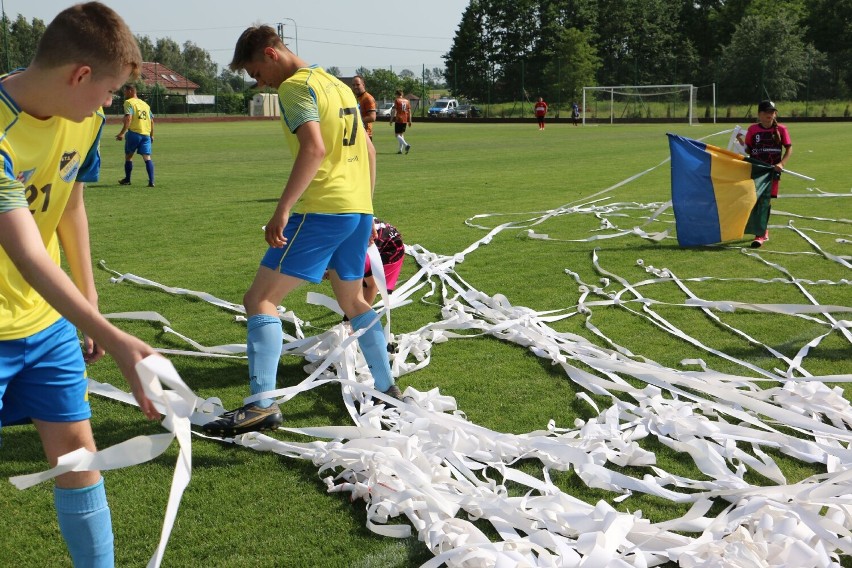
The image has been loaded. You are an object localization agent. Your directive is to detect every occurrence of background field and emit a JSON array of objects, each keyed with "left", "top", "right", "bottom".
[{"left": 0, "top": 119, "right": 850, "bottom": 567}]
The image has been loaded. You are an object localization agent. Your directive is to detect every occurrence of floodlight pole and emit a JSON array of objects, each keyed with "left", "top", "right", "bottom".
[{"left": 277, "top": 18, "right": 299, "bottom": 55}]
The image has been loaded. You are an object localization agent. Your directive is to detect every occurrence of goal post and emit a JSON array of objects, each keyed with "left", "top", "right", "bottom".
[{"left": 581, "top": 84, "right": 707, "bottom": 125}]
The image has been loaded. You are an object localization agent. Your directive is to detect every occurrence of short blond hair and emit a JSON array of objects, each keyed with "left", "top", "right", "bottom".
[
  {"left": 33, "top": 2, "right": 141, "bottom": 80},
  {"left": 230, "top": 25, "right": 284, "bottom": 71}
]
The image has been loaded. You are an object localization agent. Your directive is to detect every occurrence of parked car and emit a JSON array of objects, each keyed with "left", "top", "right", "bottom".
[
  {"left": 428, "top": 98, "right": 459, "bottom": 117},
  {"left": 450, "top": 104, "right": 482, "bottom": 118},
  {"left": 376, "top": 101, "right": 394, "bottom": 118}
]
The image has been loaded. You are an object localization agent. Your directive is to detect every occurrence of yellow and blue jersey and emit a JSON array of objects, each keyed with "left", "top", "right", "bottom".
[
  {"left": 123, "top": 96, "right": 152, "bottom": 136},
  {"left": 0, "top": 74, "right": 103, "bottom": 340},
  {"left": 76, "top": 106, "right": 106, "bottom": 183},
  {"left": 277, "top": 66, "right": 372, "bottom": 215}
]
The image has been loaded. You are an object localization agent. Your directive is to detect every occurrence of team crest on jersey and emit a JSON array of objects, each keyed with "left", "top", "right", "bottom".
[
  {"left": 16, "top": 168, "right": 36, "bottom": 184},
  {"left": 59, "top": 150, "right": 81, "bottom": 182}
]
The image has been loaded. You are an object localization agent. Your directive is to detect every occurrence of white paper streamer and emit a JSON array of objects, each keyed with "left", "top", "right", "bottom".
[
  {"left": 11, "top": 357, "right": 199, "bottom": 568},
  {"left": 14, "top": 129, "right": 845, "bottom": 566}
]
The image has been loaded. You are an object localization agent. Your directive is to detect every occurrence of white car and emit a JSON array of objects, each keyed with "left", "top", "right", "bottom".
[
  {"left": 376, "top": 101, "right": 394, "bottom": 118},
  {"left": 428, "top": 98, "right": 459, "bottom": 117}
]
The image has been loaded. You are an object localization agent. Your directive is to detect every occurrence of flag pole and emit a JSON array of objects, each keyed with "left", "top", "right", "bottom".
[{"left": 781, "top": 169, "right": 815, "bottom": 182}]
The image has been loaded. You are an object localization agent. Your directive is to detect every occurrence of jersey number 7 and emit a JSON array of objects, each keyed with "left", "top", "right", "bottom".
[{"left": 339, "top": 107, "right": 359, "bottom": 146}]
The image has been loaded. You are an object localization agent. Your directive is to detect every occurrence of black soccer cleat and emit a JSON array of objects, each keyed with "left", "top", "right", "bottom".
[{"left": 202, "top": 402, "right": 283, "bottom": 437}]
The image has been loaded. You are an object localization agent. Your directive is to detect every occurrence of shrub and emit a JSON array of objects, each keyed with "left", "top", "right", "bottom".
[{"left": 217, "top": 93, "right": 246, "bottom": 115}]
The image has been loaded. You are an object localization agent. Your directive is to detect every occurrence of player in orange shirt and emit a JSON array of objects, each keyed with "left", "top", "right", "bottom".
[{"left": 390, "top": 89, "right": 412, "bottom": 154}]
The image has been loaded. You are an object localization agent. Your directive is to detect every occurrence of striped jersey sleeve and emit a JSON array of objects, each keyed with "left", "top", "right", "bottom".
[{"left": 279, "top": 75, "right": 320, "bottom": 133}]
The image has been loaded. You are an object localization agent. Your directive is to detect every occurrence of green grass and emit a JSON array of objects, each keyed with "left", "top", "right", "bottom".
[{"left": 1, "top": 120, "right": 850, "bottom": 567}]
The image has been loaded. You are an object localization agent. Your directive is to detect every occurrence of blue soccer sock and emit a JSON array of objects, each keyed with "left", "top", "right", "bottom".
[
  {"left": 54, "top": 477, "right": 114, "bottom": 568},
  {"left": 247, "top": 314, "right": 283, "bottom": 408},
  {"left": 145, "top": 160, "right": 155, "bottom": 184},
  {"left": 124, "top": 161, "right": 132, "bottom": 180},
  {"left": 350, "top": 310, "right": 394, "bottom": 392}
]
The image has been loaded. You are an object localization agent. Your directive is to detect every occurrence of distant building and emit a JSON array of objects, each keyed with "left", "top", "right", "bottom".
[{"left": 138, "top": 62, "right": 200, "bottom": 95}]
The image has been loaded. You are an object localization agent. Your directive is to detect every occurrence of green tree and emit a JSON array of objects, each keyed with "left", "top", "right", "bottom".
[
  {"left": 326, "top": 66, "right": 341, "bottom": 77},
  {"left": 542, "top": 27, "right": 599, "bottom": 106},
  {"left": 215, "top": 68, "right": 247, "bottom": 94},
  {"left": 444, "top": 0, "right": 493, "bottom": 101},
  {"left": 719, "top": 11, "right": 820, "bottom": 102},
  {"left": 153, "top": 37, "right": 183, "bottom": 72},
  {"left": 399, "top": 76, "right": 420, "bottom": 99},
  {"left": 181, "top": 40, "right": 217, "bottom": 93},
  {"left": 0, "top": 14, "right": 46, "bottom": 71},
  {"left": 135, "top": 35, "right": 156, "bottom": 62},
  {"left": 803, "top": 0, "right": 852, "bottom": 96},
  {"left": 594, "top": 0, "right": 697, "bottom": 87},
  {"left": 11, "top": 14, "right": 44, "bottom": 67},
  {"left": 363, "top": 68, "right": 400, "bottom": 101},
  {"left": 487, "top": 0, "right": 539, "bottom": 100}
]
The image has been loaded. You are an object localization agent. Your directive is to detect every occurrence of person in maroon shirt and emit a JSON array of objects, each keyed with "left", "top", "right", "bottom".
[
  {"left": 743, "top": 100, "right": 792, "bottom": 248},
  {"left": 534, "top": 97, "right": 548, "bottom": 130}
]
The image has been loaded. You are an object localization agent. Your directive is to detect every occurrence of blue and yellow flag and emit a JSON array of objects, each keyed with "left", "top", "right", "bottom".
[{"left": 668, "top": 134, "right": 774, "bottom": 247}]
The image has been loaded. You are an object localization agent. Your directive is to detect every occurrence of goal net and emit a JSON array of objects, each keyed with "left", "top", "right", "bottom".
[{"left": 581, "top": 84, "right": 698, "bottom": 125}]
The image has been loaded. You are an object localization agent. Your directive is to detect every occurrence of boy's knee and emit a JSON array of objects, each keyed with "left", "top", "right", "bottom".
[{"left": 243, "top": 289, "right": 261, "bottom": 313}]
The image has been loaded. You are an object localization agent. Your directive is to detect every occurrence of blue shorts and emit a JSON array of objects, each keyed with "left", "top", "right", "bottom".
[
  {"left": 0, "top": 318, "right": 89, "bottom": 429},
  {"left": 261, "top": 213, "right": 373, "bottom": 283},
  {"left": 124, "top": 130, "right": 152, "bottom": 156}
]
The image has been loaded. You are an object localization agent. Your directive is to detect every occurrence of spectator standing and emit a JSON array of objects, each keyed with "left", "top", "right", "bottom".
[{"left": 351, "top": 75, "right": 377, "bottom": 141}]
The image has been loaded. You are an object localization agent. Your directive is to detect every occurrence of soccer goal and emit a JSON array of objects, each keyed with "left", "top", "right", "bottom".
[{"left": 581, "top": 84, "right": 702, "bottom": 125}]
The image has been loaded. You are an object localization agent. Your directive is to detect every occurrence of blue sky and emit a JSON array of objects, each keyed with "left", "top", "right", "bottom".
[{"left": 10, "top": 0, "right": 468, "bottom": 75}]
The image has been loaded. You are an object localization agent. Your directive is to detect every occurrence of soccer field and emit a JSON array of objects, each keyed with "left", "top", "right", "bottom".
[{"left": 1, "top": 120, "right": 850, "bottom": 567}]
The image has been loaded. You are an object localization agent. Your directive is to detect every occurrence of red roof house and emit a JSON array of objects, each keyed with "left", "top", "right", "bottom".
[{"left": 139, "top": 62, "right": 200, "bottom": 95}]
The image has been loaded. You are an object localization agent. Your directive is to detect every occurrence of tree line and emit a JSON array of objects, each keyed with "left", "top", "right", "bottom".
[
  {"left": 0, "top": 14, "right": 444, "bottom": 106},
  {"left": 0, "top": 13, "right": 247, "bottom": 96},
  {"left": 444, "top": 0, "right": 852, "bottom": 105}
]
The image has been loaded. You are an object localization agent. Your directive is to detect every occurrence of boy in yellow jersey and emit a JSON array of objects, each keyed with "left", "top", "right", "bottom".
[
  {"left": 115, "top": 83, "right": 155, "bottom": 187},
  {"left": 203, "top": 25, "right": 403, "bottom": 437},
  {"left": 0, "top": 3, "right": 161, "bottom": 566}
]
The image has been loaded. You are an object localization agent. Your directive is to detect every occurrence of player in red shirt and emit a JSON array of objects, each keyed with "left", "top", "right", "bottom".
[{"left": 534, "top": 97, "right": 548, "bottom": 130}]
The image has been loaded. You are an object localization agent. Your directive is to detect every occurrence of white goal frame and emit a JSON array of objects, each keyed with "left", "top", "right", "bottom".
[{"left": 581, "top": 84, "right": 700, "bottom": 125}]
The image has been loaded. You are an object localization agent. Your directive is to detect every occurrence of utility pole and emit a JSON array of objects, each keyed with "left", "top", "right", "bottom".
[{"left": 277, "top": 19, "right": 299, "bottom": 55}]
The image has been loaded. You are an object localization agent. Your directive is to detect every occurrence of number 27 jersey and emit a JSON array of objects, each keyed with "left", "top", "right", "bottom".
[{"left": 278, "top": 66, "right": 372, "bottom": 214}]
